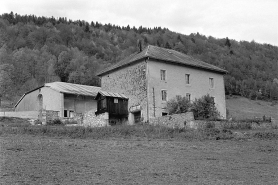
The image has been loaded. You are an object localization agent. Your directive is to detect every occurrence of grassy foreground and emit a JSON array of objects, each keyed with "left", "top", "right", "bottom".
[{"left": 1, "top": 117, "right": 278, "bottom": 184}]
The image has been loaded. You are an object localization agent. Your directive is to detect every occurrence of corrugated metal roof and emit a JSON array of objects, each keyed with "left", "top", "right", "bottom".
[
  {"left": 97, "top": 45, "right": 227, "bottom": 76},
  {"left": 45, "top": 82, "right": 101, "bottom": 97},
  {"left": 14, "top": 82, "right": 101, "bottom": 108},
  {"left": 97, "top": 91, "right": 128, "bottom": 99}
]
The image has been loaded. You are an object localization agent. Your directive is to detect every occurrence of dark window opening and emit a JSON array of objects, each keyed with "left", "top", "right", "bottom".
[
  {"left": 134, "top": 111, "right": 141, "bottom": 123},
  {"left": 64, "top": 110, "right": 68, "bottom": 117},
  {"left": 160, "top": 70, "right": 166, "bottom": 81},
  {"left": 185, "top": 74, "right": 190, "bottom": 84},
  {"left": 161, "top": 90, "right": 167, "bottom": 101},
  {"left": 162, "top": 112, "right": 168, "bottom": 116}
]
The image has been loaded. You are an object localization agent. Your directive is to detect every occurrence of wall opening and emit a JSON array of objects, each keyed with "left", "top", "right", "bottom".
[{"left": 133, "top": 111, "right": 141, "bottom": 123}]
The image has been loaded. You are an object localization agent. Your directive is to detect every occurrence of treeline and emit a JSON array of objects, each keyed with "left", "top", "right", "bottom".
[{"left": 0, "top": 12, "right": 277, "bottom": 103}]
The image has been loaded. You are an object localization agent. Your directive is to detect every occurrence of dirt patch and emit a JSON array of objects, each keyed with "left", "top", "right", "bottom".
[{"left": 0, "top": 134, "right": 277, "bottom": 184}]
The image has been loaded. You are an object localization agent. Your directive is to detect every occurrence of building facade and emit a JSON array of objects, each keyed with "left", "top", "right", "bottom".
[
  {"left": 98, "top": 45, "right": 227, "bottom": 124},
  {"left": 15, "top": 82, "right": 101, "bottom": 118}
]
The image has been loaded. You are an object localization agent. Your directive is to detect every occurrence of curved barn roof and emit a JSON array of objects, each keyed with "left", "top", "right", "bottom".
[
  {"left": 14, "top": 82, "right": 101, "bottom": 108},
  {"left": 45, "top": 82, "right": 101, "bottom": 97}
]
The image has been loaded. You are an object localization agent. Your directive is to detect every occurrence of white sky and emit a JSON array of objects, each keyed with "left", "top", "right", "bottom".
[{"left": 0, "top": 0, "right": 277, "bottom": 46}]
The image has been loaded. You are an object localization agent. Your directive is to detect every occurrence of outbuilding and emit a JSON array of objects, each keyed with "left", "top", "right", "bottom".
[
  {"left": 95, "top": 91, "right": 128, "bottom": 125},
  {"left": 14, "top": 82, "right": 101, "bottom": 118}
]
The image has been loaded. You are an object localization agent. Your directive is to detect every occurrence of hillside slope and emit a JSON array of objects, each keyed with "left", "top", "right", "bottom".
[
  {"left": 226, "top": 96, "right": 278, "bottom": 122},
  {"left": 0, "top": 12, "right": 277, "bottom": 103}
]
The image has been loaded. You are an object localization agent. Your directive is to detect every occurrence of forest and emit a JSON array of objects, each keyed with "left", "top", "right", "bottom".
[{"left": 0, "top": 12, "right": 277, "bottom": 104}]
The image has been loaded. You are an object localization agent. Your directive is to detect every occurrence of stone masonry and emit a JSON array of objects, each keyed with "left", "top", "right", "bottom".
[
  {"left": 101, "top": 61, "right": 147, "bottom": 122},
  {"left": 149, "top": 112, "right": 195, "bottom": 129},
  {"left": 82, "top": 110, "right": 109, "bottom": 127}
]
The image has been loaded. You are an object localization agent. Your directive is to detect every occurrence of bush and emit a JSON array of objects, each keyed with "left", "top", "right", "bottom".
[
  {"left": 191, "top": 94, "right": 220, "bottom": 120},
  {"left": 64, "top": 120, "right": 78, "bottom": 125},
  {"left": 46, "top": 119, "right": 64, "bottom": 126},
  {"left": 167, "top": 95, "right": 191, "bottom": 115}
]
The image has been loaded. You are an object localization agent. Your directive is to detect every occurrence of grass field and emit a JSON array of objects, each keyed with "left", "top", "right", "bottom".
[
  {"left": 226, "top": 96, "right": 278, "bottom": 122},
  {"left": 0, "top": 118, "right": 278, "bottom": 185}
]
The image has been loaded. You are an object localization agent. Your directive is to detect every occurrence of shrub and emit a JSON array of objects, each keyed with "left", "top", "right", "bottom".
[
  {"left": 46, "top": 119, "right": 64, "bottom": 126},
  {"left": 34, "top": 119, "right": 42, "bottom": 125},
  {"left": 191, "top": 94, "right": 220, "bottom": 120},
  {"left": 64, "top": 120, "right": 78, "bottom": 125},
  {"left": 167, "top": 95, "right": 191, "bottom": 115}
]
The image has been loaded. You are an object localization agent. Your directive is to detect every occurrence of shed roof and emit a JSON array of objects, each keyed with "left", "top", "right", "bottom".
[
  {"left": 97, "top": 45, "right": 227, "bottom": 76},
  {"left": 95, "top": 91, "right": 128, "bottom": 99},
  {"left": 45, "top": 82, "right": 101, "bottom": 97}
]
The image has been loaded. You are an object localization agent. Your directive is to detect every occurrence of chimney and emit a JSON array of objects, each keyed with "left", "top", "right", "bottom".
[{"left": 137, "top": 39, "right": 142, "bottom": 52}]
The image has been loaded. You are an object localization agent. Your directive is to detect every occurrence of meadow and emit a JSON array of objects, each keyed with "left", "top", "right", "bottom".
[{"left": 0, "top": 117, "right": 277, "bottom": 185}]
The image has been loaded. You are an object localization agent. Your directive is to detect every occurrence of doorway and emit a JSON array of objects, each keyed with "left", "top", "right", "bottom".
[{"left": 133, "top": 111, "right": 141, "bottom": 123}]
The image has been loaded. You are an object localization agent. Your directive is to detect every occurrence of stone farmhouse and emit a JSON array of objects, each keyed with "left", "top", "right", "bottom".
[
  {"left": 97, "top": 45, "right": 227, "bottom": 124},
  {"left": 15, "top": 82, "right": 101, "bottom": 118}
]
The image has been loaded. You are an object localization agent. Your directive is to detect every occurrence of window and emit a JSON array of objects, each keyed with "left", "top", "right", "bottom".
[
  {"left": 114, "top": 98, "right": 118, "bottom": 103},
  {"left": 185, "top": 74, "right": 190, "bottom": 84},
  {"left": 186, "top": 93, "right": 191, "bottom": 101},
  {"left": 64, "top": 110, "right": 68, "bottom": 117},
  {"left": 101, "top": 99, "right": 106, "bottom": 109},
  {"left": 160, "top": 70, "right": 166, "bottom": 81},
  {"left": 161, "top": 90, "right": 167, "bottom": 101},
  {"left": 209, "top": 78, "right": 214, "bottom": 88},
  {"left": 162, "top": 112, "right": 168, "bottom": 116},
  {"left": 69, "top": 110, "right": 74, "bottom": 118}
]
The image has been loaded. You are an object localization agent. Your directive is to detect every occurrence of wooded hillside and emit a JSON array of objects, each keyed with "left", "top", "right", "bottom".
[{"left": 0, "top": 12, "right": 277, "bottom": 103}]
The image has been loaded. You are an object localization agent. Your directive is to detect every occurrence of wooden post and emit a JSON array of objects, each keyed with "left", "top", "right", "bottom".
[{"left": 153, "top": 87, "right": 155, "bottom": 117}]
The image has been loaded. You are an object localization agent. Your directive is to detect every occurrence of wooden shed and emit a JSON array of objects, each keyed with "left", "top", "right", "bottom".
[{"left": 95, "top": 91, "right": 128, "bottom": 123}]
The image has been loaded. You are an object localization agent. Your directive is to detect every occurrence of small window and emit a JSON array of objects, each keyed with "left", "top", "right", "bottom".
[
  {"left": 161, "top": 90, "right": 167, "bottom": 101},
  {"left": 185, "top": 74, "right": 190, "bottom": 84},
  {"left": 114, "top": 98, "right": 118, "bottom": 103},
  {"left": 64, "top": 110, "right": 68, "bottom": 117},
  {"left": 186, "top": 93, "right": 191, "bottom": 101},
  {"left": 101, "top": 99, "right": 106, "bottom": 109},
  {"left": 209, "top": 78, "right": 214, "bottom": 88},
  {"left": 69, "top": 110, "right": 74, "bottom": 118},
  {"left": 160, "top": 70, "right": 166, "bottom": 81},
  {"left": 162, "top": 112, "right": 168, "bottom": 116}
]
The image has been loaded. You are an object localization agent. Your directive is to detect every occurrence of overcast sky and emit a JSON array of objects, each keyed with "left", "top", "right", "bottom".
[{"left": 0, "top": 0, "right": 277, "bottom": 46}]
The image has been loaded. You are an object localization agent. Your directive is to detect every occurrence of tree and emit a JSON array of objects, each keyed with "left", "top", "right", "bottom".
[
  {"left": 167, "top": 95, "right": 191, "bottom": 115},
  {"left": 0, "top": 64, "right": 14, "bottom": 103},
  {"left": 191, "top": 94, "right": 219, "bottom": 120}
]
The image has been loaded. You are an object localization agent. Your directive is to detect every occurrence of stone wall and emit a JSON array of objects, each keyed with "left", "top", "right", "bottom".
[
  {"left": 100, "top": 60, "right": 147, "bottom": 123},
  {"left": 149, "top": 112, "right": 195, "bottom": 129},
  {"left": 43, "top": 110, "right": 59, "bottom": 125},
  {"left": 61, "top": 113, "right": 83, "bottom": 125},
  {"left": 0, "top": 111, "right": 39, "bottom": 119},
  {"left": 81, "top": 110, "right": 109, "bottom": 127}
]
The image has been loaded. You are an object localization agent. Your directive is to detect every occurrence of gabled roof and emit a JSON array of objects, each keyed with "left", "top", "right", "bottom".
[
  {"left": 95, "top": 91, "right": 128, "bottom": 100},
  {"left": 97, "top": 45, "right": 227, "bottom": 76},
  {"left": 14, "top": 82, "right": 101, "bottom": 108},
  {"left": 45, "top": 82, "right": 101, "bottom": 97}
]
